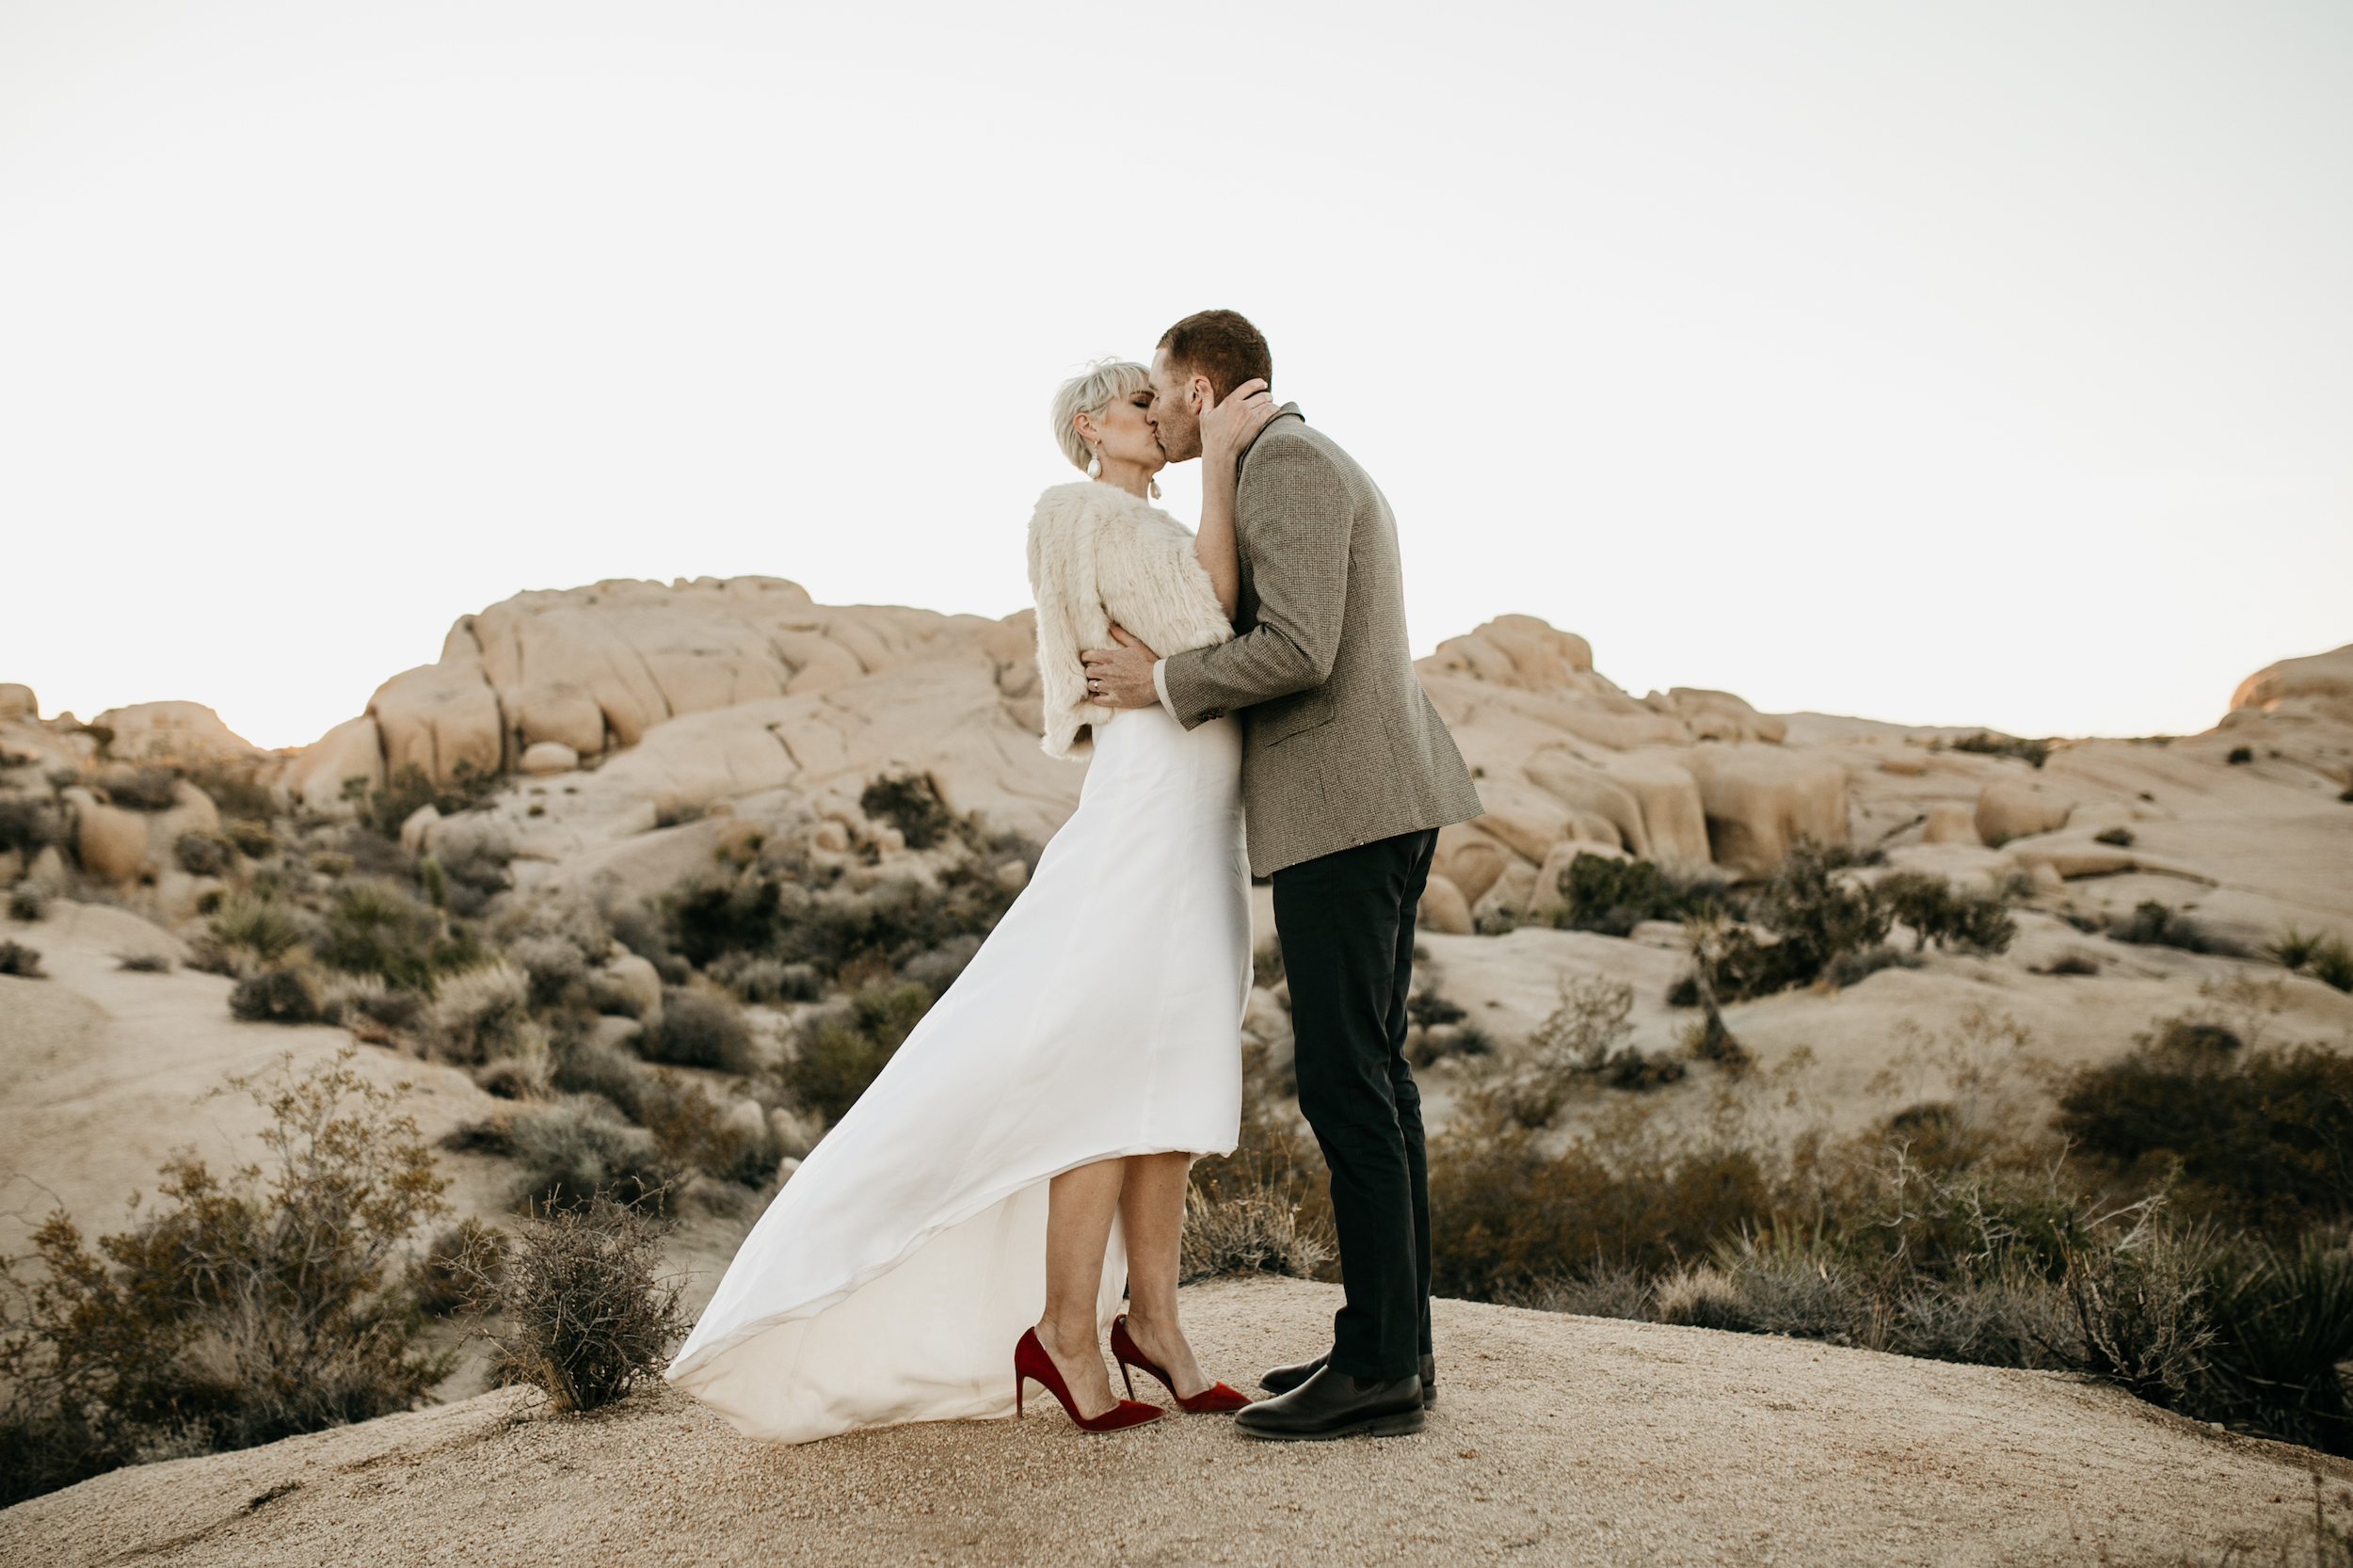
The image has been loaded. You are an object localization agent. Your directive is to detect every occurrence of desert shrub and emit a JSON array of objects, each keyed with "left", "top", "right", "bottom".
[
  {"left": 549, "top": 1032, "right": 652, "bottom": 1123},
  {"left": 114, "top": 950, "right": 171, "bottom": 973},
  {"left": 504, "top": 1096, "right": 675, "bottom": 1212},
  {"left": 640, "top": 987, "right": 760, "bottom": 1074},
  {"left": 1877, "top": 872, "right": 2017, "bottom": 954},
  {"left": 8, "top": 884, "right": 50, "bottom": 921},
  {"left": 408, "top": 1219, "right": 504, "bottom": 1317},
  {"left": 780, "top": 982, "right": 934, "bottom": 1125},
  {"left": 318, "top": 976, "right": 426, "bottom": 1034},
  {"left": 1945, "top": 731, "right": 2050, "bottom": 768},
  {"left": 469, "top": 1192, "right": 688, "bottom": 1413},
  {"left": 183, "top": 761, "right": 277, "bottom": 821},
  {"left": 224, "top": 818, "right": 280, "bottom": 859},
  {"left": 664, "top": 862, "right": 1017, "bottom": 984},
  {"left": 2093, "top": 826, "right": 2135, "bottom": 848},
  {"left": 1552, "top": 853, "right": 1714, "bottom": 936},
  {"left": 0, "top": 1048, "right": 453, "bottom": 1505},
  {"left": 2106, "top": 899, "right": 2244, "bottom": 956},
  {"left": 899, "top": 934, "right": 980, "bottom": 996},
  {"left": 1178, "top": 1180, "right": 1333, "bottom": 1284},
  {"left": 100, "top": 767, "right": 181, "bottom": 811},
  {"left": 1884, "top": 1263, "right": 2076, "bottom": 1369},
  {"left": 2057, "top": 1034, "right": 2353, "bottom": 1236},
  {"left": 173, "top": 829, "right": 235, "bottom": 877},
  {"left": 356, "top": 760, "right": 503, "bottom": 840},
  {"left": 2227, "top": 746, "right": 2254, "bottom": 765},
  {"left": 1427, "top": 1120, "right": 1775, "bottom": 1300},
  {"left": 708, "top": 951, "right": 823, "bottom": 1004},
  {"left": 423, "top": 962, "right": 538, "bottom": 1064},
  {"left": 636, "top": 1073, "right": 777, "bottom": 1187},
  {"left": 1481, "top": 975, "right": 1640, "bottom": 1126},
  {"left": 2269, "top": 928, "right": 2353, "bottom": 994},
  {"left": 2041, "top": 952, "right": 2102, "bottom": 977},
  {"left": 0, "top": 939, "right": 45, "bottom": 977},
  {"left": 1504, "top": 1265, "right": 1653, "bottom": 1320},
  {"left": 0, "top": 793, "right": 62, "bottom": 856},
  {"left": 230, "top": 967, "right": 322, "bottom": 1023},
  {"left": 859, "top": 773, "right": 955, "bottom": 851},
  {"left": 2055, "top": 1235, "right": 2216, "bottom": 1411},
  {"left": 1749, "top": 840, "right": 1892, "bottom": 972},
  {"left": 321, "top": 878, "right": 481, "bottom": 989},
  {"left": 203, "top": 891, "right": 307, "bottom": 969},
  {"left": 1825, "top": 944, "right": 1922, "bottom": 987},
  {"left": 505, "top": 935, "right": 589, "bottom": 1009}
]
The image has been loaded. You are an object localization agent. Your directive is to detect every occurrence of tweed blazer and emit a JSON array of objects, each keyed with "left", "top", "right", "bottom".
[
  {"left": 1160, "top": 405, "right": 1481, "bottom": 876},
  {"left": 1027, "top": 480, "right": 1236, "bottom": 760}
]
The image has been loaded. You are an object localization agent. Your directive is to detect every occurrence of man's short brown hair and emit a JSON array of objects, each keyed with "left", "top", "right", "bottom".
[{"left": 1157, "top": 310, "right": 1272, "bottom": 404}]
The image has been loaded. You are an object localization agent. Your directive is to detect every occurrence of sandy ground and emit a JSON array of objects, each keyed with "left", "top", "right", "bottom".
[{"left": 6, "top": 1275, "right": 2348, "bottom": 1568}]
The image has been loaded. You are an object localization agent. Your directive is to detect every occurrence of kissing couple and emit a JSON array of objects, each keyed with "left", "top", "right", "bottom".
[{"left": 666, "top": 310, "right": 1482, "bottom": 1443}]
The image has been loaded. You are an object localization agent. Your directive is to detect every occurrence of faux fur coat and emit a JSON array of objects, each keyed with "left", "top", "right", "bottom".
[{"left": 1026, "top": 481, "right": 1236, "bottom": 760}]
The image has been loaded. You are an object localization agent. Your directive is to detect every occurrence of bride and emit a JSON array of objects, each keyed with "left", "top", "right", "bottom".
[{"left": 665, "top": 359, "right": 1278, "bottom": 1440}]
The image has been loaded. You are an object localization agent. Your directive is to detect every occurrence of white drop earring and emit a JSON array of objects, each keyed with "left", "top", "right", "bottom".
[
  {"left": 1148, "top": 475, "right": 1161, "bottom": 500},
  {"left": 1086, "top": 446, "right": 1102, "bottom": 479}
]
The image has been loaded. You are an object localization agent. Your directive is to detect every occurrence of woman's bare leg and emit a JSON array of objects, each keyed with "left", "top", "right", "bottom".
[
  {"left": 1116, "top": 1151, "right": 1211, "bottom": 1399},
  {"left": 1036, "top": 1158, "right": 1126, "bottom": 1418}
]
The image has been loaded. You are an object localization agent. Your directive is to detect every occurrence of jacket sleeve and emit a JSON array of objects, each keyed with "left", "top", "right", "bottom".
[
  {"left": 1026, "top": 496, "right": 1102, "bottom": 760},
  {"left": 1159, "top": 434, "right": 1350, "bottom": 727}
]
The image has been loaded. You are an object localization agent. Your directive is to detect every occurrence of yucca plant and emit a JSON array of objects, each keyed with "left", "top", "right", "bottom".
[{"left": 2193, "top": 1236, "right": 2353, "bottom": 1456}]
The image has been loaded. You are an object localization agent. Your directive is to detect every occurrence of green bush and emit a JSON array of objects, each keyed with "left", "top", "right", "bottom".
[
  {"left": 0, "top": 939, "right": 44, "bottom": 978},
  {"left": 2057, "top": 1033, "right": 2353, "bottom": 1236},
  {"left": 1877, "top": 871, "right": 2017, "bottom": 954},
  {"left": 0, "top": 1048, "right": 453, "bottom": 1506},
  {"left": 229, "top": 967, "right": 322, "bottom": 1023},
  {"left": 100, "top": 767, "right": 181, "bottom": 811},
  {"left": 0, "top": 793, "right": 62, "bottom": 856},
  {"left": 1946, "top": 731, "right": 2051, "bottom": 768},
  {"left": 2268, "top": 927, "right": 2353, "bottom": 994},
  {"left": 2106, "top": 899, "right": 2244, "bottom": 957},
  {"left": 173, "top": 829, "right": 235, "bottom": 877},
  {"left": 1551, "top": 853, "right": 1713, "bottom": 937},
  {"left": 781, "top": 981, "right": 934, "bottom": 1127},
  {"left": 320, "top": 878, "right": 481, "bottom": 989},
  {"left": 640, "top": 988, "right": 760, "bottom": 1074},
  {"left": 203, "top": 891, "right": 308, "bottom": 969},
  {"left": 224, "top": 819, "right": 280, "bottom": 859},
  {"left": 1825, "top": 944, "right": 1922, "bottom": 987},
  {"left": 504, "top": 1097, "right": 675, "bottom": 1213},
  {"left": 184, "top": 762, "right": 277, "bottom": 822},
  {"left": 859, "top": 773, "right": 955, "bottom": 851},
  {"left": 352, "top": 760, "right": 503, "bottom": 840}
]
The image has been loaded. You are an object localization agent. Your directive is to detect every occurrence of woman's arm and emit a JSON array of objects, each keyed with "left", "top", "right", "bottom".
[{"left": 1193, "top": 378, "right": 1277, "bottom": 620}]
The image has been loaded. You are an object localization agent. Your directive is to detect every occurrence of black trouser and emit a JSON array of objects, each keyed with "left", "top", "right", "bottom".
[{"left": 1270, "top": 827, "right": 1436, "bottom": 1383}]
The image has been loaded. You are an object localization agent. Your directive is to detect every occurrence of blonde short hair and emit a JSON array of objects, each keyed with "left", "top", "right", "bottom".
[{"left": 1049, "top": 358, "right": 1150, "bottom": 473}]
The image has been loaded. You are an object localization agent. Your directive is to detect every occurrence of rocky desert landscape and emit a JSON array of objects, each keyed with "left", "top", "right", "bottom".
[{"left": 5, "top": 578, "right": 2352, "bottom": 1564}]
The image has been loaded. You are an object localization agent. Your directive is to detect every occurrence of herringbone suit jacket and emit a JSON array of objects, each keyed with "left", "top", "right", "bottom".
[{"left": 1160, "top": 405, "right": 1481, "bottom": 877}]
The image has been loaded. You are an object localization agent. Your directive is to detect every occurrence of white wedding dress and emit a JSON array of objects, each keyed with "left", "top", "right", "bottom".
[{"left": 667, "top": 482, "right": 1250, "bottom": 1445}]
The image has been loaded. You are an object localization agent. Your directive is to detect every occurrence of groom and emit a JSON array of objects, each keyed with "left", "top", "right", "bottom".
[{"left": 1082, "top": 310, "right": 1483, "bottom": 1440}]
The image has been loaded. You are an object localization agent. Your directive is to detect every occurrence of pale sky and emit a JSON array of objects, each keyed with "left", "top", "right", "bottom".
[{"left": 2, "top": 2, "right": 2345, "bottom": 749}]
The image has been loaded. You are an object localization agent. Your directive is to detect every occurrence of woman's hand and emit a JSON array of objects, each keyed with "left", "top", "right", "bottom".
[{"left": 1198, "top": 378, "right": 1279, "bottom": 471}]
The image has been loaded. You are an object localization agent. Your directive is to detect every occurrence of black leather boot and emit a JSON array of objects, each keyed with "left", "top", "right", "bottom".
[
  {"left": 1236, "top": 1365, "right": 1425, "bottom": 1441},
  {"left": 1260, "top": 1351, "right": 1436, "bottom": 1406}
]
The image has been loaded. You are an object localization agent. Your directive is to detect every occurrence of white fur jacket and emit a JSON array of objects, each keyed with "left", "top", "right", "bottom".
[{"left": 1026, "top": 481, "right": 1235, "bottom": 760}]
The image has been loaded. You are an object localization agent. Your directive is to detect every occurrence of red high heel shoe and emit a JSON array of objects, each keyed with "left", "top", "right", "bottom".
[
  {"left": 1015, "top": 1328, "right": 1162, "bottom": 1432},
  {"left": 1112, "top": 1314, "right": 1252, "bottom": 1414}
]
